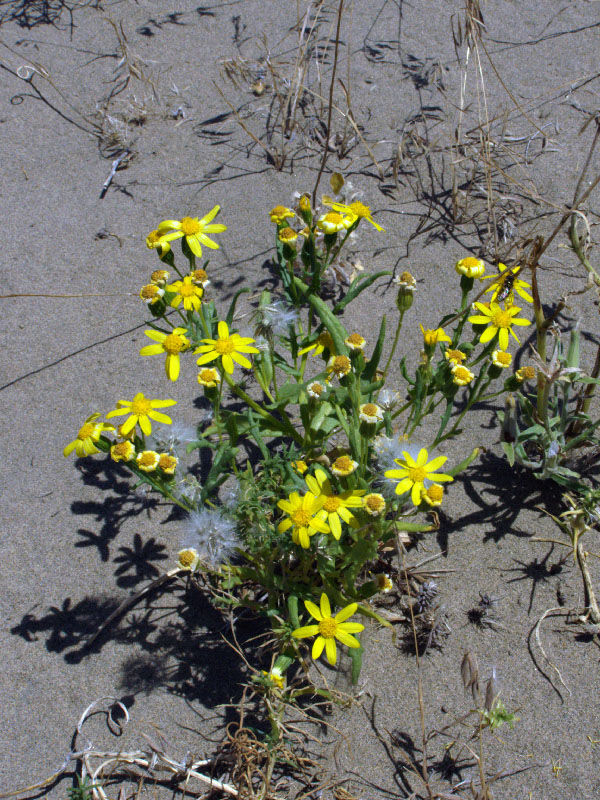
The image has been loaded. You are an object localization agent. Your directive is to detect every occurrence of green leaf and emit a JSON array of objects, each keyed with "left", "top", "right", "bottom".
[
  {"left": 292, "top": 277, "right": 349, "bottom": 355},
  {"left": 287, "top": 595, "right": 300, "bottom": 628},
  {"left": 501, "top": 440, "right": 515, "bottom": 466},
  {"left": 349, "top": 638, "right": 363, "bottom": 685},
  {"left": 362, "top": 315, "right": 386, "bottom": 380},
  {"left": 310, "top": 401, "right": 333, "bottom": 432},
  {"left": 272, "top": 382, "right": 302, "bottom": 407},
  {"left": 332, "top": 271, "right": 392, "bottom": 314},
  {"left": 225, "top": 287, "right": 251, "bottom": 327}
]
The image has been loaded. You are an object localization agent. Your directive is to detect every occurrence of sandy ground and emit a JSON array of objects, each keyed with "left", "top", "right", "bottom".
[{"left": 1, "top": 0, "right": 600, "bottom": 797}]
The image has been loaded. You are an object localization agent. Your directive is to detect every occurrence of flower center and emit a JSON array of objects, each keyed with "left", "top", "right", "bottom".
[
  {"left": 325, "top": 212, "right": 343, "bottom": 224},
  {"left": 163, "top": 334, "right": 186, "bottom": 354},
  {"left": 347, "top": 333, "right": 364, "bottom": 346},
  {"left": 426, "top": 485, "right": 443, "bottom": 502},
  {"left": 192, "top": 269, "right": 208, "bottom": 283},
  {"left": 139, "top": 453, "right": 156, "bottom": 467},
  {"left": 446, "top": 349, "right": 465, "bottom": 363},
  {"left": 362, "top": 403, "right": 378, "bottom": 417},
  {"left": 318, "top": 617, "right": 338, "bottom": 638},
  {"left": 159, "top": 455, "right": 177, "bottom": 470},
  {"left": 200, "top": 369, "right": 217, "bottom": 382},
  {"left": 497, "top": 352, "right": 511, "bottom": 365},
  {"left": 131, "top": 397, "right": 152, "bottom": 415},
  {"left": 180, "top": 216, "right": 201, "bottom": 235},
  {"left": 332, "top": 356, "right": 351, "bottom": 374},
  {"left": 408, "top": 466, "right": 427, "bottom": 483},
  {"left": 310, "top": 383, "right": 323, "bottom": 395},
  {"left": 491, "top": 310, "right": 512, "bottom": 328},
  {"left": 323, "top": 496, "right": 341, "bottom": 513},
  {"left": 180, "top": 283, "right": 197, "bottom": 297},
  {"left": 349, "top": 201, "right": 370, "bottom": 217},
  {"left": 179, "top": 550, "right": 196, "bottom": 568},
  {"left": 366, "top": 495, "right": 384, "bottom": 512},
  {"left": 462, "top": 257, "right": 480, "bottom": 267},
  {"left": 78, "top": 423, "right": 94, "bottom": 439},
  {"left": 279, "top": 227, "right": 297, "bottom": 241},
  {"left": 141, "top": 285, "right": 160, "bottom": 300},
  {"left": 291, "top": 509, "right": 311, "bottom": 527},
  {"left": 454, "top": 367, "right": 470, "bottom": 381},
  {"left": 334, "top": 456, "right": 353, "bottom": 473},
  {"left": 112, "top": 442, "right": 131, "bottom": 458},
  {"left": 215, "top": 337, "right": 236, "bottom": 354}
]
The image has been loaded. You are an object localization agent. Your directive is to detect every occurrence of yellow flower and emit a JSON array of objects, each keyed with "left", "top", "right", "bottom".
[
  {"left": 106, "top": 392, "right": 176, "bottom": 436},
  {"left": 345, "top": 333, "right": 366, "bottom": 352},
  {"left": 307, "top": 381, "right": 326, "bottom": 399},
  {"left": 195, "top": 320, "right": 259, "bottom": 375},
  {"left": 359, "top": 403, "right": 383, "bottom": 424},
  {"left": 110, "top": 440, "right": 136, "bottom": 463},
  {"left": 317, "top": 211, "right": 350, "bottom": 234},
  {"left": 375, "top": 573, "right": 393, "bottom": 592},
  {"left": 191, "top": 268, "right": 210, "bottom": 287},
  {"left": 136, "top": 450, "right": 160, "bottom": 472},
  {"left": 269, "top": 205, "right": 295, "bottom": 224},
  {"left": 363, "top": 493, "right": 386, "bottom": 517},
  {"left": 455, "top": 256, "right": 486, "bottom": 279},
  {"left": 327, "top": 354, "right": 352, "bottom": 380},
  {"left": 292, "top": 593, "right": 364, "bottom": 666},
  {"left": 452, "top": 365, "right": 475, "bottom": 386},
  {"left": 262, "top": 667, "right": 284, "bottom": 689},
  {"left": 485, "top": 263, "right": 532, "bottom": 304},
  {"left": 156, "top": 206, "right": 226, "bottom": 258},
  {"left": 394, "top": 271, "right": 417, "bottom": 290},
  {"left": 323, "top": 197, "right": 385, "bottom": 231},
  {"left": 305, "top": 468, "right": 365, "bottom": 539},
  {"left": 331, "top": 455, "right": 358, "bottom": 477},
  {"left": 277, "top": 491, "right": 329, "bottom": 549},
  {"left": 140, "top": 327, "right": 190, "bottom": 381},
  {"left": 515, "top": 365, "right": 536, "bottom": 382},
  {"left": 139, "top": 284, "right": 164, "bottom": 305},
  {"left": 178, "top": 548, "right": 199, "bottom": 571},
  {"left": 292, "top": 460, "right": 308, "bottom": 475},
  {"left": 491, "top": 350, "right": 512, "bottom": 369},
  {"left": 145, "top": 229, "right": 171, "bottom": 257},
  {"left": 278, "top": 226, "right": 298, "bottom": 244},
  {"left": 166, "top": 276, "right": 204, "bottom": 311},
  {"left": 63, "top": 413, "right": 114, "bottom": 458},
  {"left": 298, "top": 331, "right": 334, "bottom": 357},
  {"left": 385, "top": 447, "right": 453, "bottom": 506},
  {"left": 421, "top": 484, "right": 444, "bottom": 506},
  {"left": 468, "top": 302, "right": 531, "bottom": 350},
  {"left": 445, "top": 348, "right": 466, "bottom": 366},
  {"left": 197, "top": 367, "right": 221, "bottom": 387},
  {"left": 420, "top": 325, "right": 452, "bottom": 347},
  {"left": 150, "top": 269, "right": 169, "bottom": 286},
  {"left": 158, "top": 453, "right": 178, "bottom": 474}
]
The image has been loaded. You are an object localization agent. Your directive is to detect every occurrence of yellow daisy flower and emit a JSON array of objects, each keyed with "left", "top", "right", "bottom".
[
  {"left": 63, "top": 413, "right": 114, "bottom": 458},
  {"left": 156, "top": 206, "right": 226, "bottom": 258},
  {"left": 305, "top": 468, "right": 365, "bottom": 540},
  {"left": 262, "top": 667, "right": 284, "bottom": 689},
  {"left": 158, "top": 453, "right": 178, "bottom": 475},
  {"left": 166, "top": 276, "right": 204, "bottom": 311},
  {"left": 145, "top": 229, "right": 171, "bottom": 257},
  {"left": 317, "top": 211, "right": 351, "bottom": 234},
  {"left": 150, "top": 269, "right": 169, "bottom": 286},
  {"left": 323, "top": 196, "right": 385, "bottom": 231},
  {"left": 468, "top": 302, "right": 531, "bottom": 351},
  {"left": 136, "top": 450, "right": 160, "bottom": 472},
  {"left": 455, "top": 256, "right": 486, "bottom": 279},
  {"left": 485, "top": 263, "right": 533, "bottom": 304},
  {"left": 307, "top": 381, "right": 326, "bottom": 399},
  {"left": 269, "top": 205, "right": 295, "bottom": 224},
  {"left": 385, "top": 447, "right": 453, "bottom": 506},
  {"left": 139, "top": 284, "right": 164, "bottom": 305},
  {"left": 345, "top": 333, "right": 366, "bottom": 352},
  {"left": 420, "top": 325, "right": 452, "bottom": 347},
  {"left": 292, "top": 593, "right": 364, "bottom": 666},
  {"left": 331, "top": 455, "right": 358, "bottom": 477},
  {"left": 445, "top": 348, "right": 467, "bottom": 366},
  {"left": 190, "top": 268, "right": 210, "bottom": 287},
  {"left": 420, "top": 483, "right": 444, "bottom": 507},
  {"left": 491, "top": 350, "right": 512, "bottom": 369},
  {"left": 515, "top": 365, "right": 536, "bottom": 382},
  {"left": 278, "top": 226, "right": 298, "bottom": 244},
  {"left": 178, "top": 548, "right": 200, "bottom": 571},
  {"left": 327, "top": 354, "right": 352, "bottom": 380},
  {"left": 140, "top": 327, "right": 190, "bottom": 381},
  {"left": 110, "top": 440, "right": 136, "bottom": 463},
  {"left": 451, "top": 365, "right": 475, "bottom": 386},
  {"left": 106, "top": 392, "right": 176, "bottom": 436},
  {"left": 375, "top": 573, "right": 393, "bottom": 592},
  {"left": 363, "top": 493, "right": 386, "bottom": 517},
  {"left": 298, "top": 331, "right": 335, "bottom": 357},
  {"left": 359, "top": 403, "right": 383, "bottom": 424},
  {"left": 197, "top": 367, "right": 221, "bottom": 387},
  {"left": 292, "top": 460, "right": 308, "bottom": 475},
  {"left": 195, "top": 320, "right": 259, "bottom": 375},
  {"left": 277, "top": 491, "right": 330, "bottom": 549}
]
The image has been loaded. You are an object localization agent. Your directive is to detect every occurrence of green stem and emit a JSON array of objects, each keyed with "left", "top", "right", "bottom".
[
  {"left": 382, "top": 310, "right": 405, "bottom": 380},
  {"left": 222, "top": 372, "right": 302, "bottom": 444}
]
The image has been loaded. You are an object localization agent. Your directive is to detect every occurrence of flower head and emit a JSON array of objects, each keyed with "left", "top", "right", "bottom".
[
  {"left": 106, "top": 392, "right": 176, "bottom": 437},
  {"left": 195, "top": 321, "right": 259, "bottom": 375},
  {"left": 156, "top": 206, "right": 226, "bottom": 258},
  {"left": 305, "top": 468, "right": 365, "bottom": 539},
  {"left": 197, "top": 367, "right": 221, "bottom": 387},
  {"left": 345, "top": 333, "right": 366, "bottom": 352},
  {"left": 158, "top": 453, "right": 178, "bottom": 475},
  {"left": 136, "top": 450, "right": 160, "bottom": 472},
  {"left": 190, "top": 268, "right": 210, "bottom": 287},
  {"left": 385, "top": 447, "right": 453, "bottom": 506},
  {"left": 331, "top": 455, "right": 358, "bottom": 477},
  {"left": 140, "top": 284, "right": 164, "bottom": 305},
  {"left": 491, "top": 350, "right": 512, "bottom": 369},
  {"left": 394, "top": 271, "right": 417, "bottom": 290},
  {"left": 110, "top": 440, "right": 136, "bottom": 463},
  {"left": 420, "top": 325, "right": 452, "bottom": 347},
  {"left": 166, "top": 276, "right": 204, "bottom": 311},
  {"left": 145, "top": 229, "right": 171, "bottom": 257},
  {"left": 278, "top": 226, "right": 298, "bottom": 244},
  {"left": 317, "top": 211, "right": 350, "bottom": 234},
  {"left": 363, "top": 493, "right": 386, "bottom": 517},
  {"left": 292, "top": 593, "right": 364, "bottom": 666},
  {"left": 445, "top": 348, "right": 467, "bottom": 366},
  {"left": 515, "top": 365, "right": 536, "bottom": 382},
  {"left": 323, "top": 196, "right": 385, "bottom": 231},
  {"left": 456, "top": 256, "right": 486, "bottom": 279},
  {"left": 375, "top": 573, "right": 393, "bottom": 592},
  {"left": 468, "top": 302, "right": 531, "bottom": 350},
  {"left": 451, "top": 365, "right": 475, "bottom": 386},
  {"left": 420, "top": 483, "right": 444, "bottom": 507},
  {"left": 177, "top": 548, "right": 200, "bottom": 572},
  {"left": 327, "top": 354, "right": 352, "bottom": 380},
  {"left": 277, "top": 491, "right": 329, "bottom": 549},
  {"left": 485, "top": 263, "right": 532, "bottom": 304},
  {"left": 359, "top": 403, "right": 384, "bottom": 424},
  {"left": 298, "top": 331, "right": 335, "bottom": 358},
  {"left": 64, "top": 413, "right": 114, "bottom": 458},
  {"left": 307, "top": 380, "right": 326, "bottom": 399},
  {"left": 292, "top": 460, "right": 308, "bottom": 475},
  {"left": 181, "top": 507, "right": 239, "bottom": 568},
  {"left": 150, "top": 269, "right": 169, "bottom": 286},
  {"left": 261, "top": 667, "right": 285, "bottom": 689},
  {"left": 270, "top": 205, "right": 295, "bottom": 224},
  {"left": 140, "top": 327, "right": 190, "bottom": 381}
]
